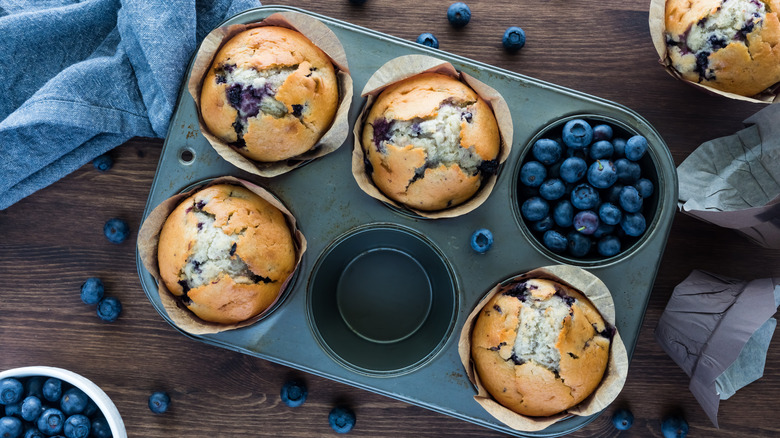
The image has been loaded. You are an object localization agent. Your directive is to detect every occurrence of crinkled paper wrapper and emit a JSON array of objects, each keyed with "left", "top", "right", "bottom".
[
  {"left": 137, "top": 176, "right": 307, "bottom": 335},
  {"left": 648, "top": 0, "right": 780, "bottom": 103},
  {"left": 677, "top": 103, "right": 780, "bottom": 249},
  {"left": 351, "top": 54, "right": 514, "bottom": 219},
  {"left": 457, "top": 265, "right": 629, "bottom": 432},
  {"left": 654, "top": 270, "right": 780, "bottom": 427},
  {"left": 188, "top": 11, "right": 354, "bottom": 177}
]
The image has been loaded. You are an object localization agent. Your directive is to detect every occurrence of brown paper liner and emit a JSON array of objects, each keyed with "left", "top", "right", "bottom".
[
  {"left": 137, "top": 176, "right": 307, "bottom": 335},
  {"left": 457, "top": 265, "right": 629, "bottom": 432},
  {"left": 351, "top": 54, "right": 514, "bottom": 219},
  {"left": 648, "top": 0, "right": 780, "bottom": 104},
  {"left": 188, "top": 11, "right": 354, "bottom": 177}
]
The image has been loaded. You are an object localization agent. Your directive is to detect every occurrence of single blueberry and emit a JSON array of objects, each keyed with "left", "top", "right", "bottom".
[
  {"left": 553, "top": 200, "right": 574, "bottom": 228},
  {"left": 416, "top": 33, "right": 439, "bottom": 49},
  {"left": 96, "top": 297, "right": 122, "bottom": 323},
  {"left": 21, "top": 396, "right": 43, "bottom": 422},
  {"left": 593, "top": 222, "right": 615, "bottom": 239},
  {"left": 539, "top": 178, "right": 566, "bottom": 201},
  {"left": 502, "top": 26, "right": 526, "bottom": 51},
  {"left": 561, "top": 119, "right": 593, "bottom": 149},
  {"left": 566, "top": 231, "right": 592, "bottom": 257},
  {"left": 81, "top": 400, "right": 98, "bottom": 418},
  {"left": 573, "top": 210, "right": 599, "bottom": 235},
  {"left": 625, "top": 135, "right": 648, "bottom": 161},
  {"left": 586, "top": 160, "right": 617, "bottom": 189},
  {"left": 559, "top": 157, "right": 587, "bottom": 183},
  {"left": 80, "top": 278, "right": 105, "bottom": 305},
  {"left": 589, "top": 140, "right": 614, "bottom": 160},
  {"left": 63, "top": 414, "right": 90, "bottom": 438},
  {"left": 447, "top": 2, "right": 471, "bottom": 27},
  {"left": 41, "top": 379, "right": 61, "bottom": 403},
  {"left": 25, "top": 377, "right": 45, "bottom": 399},
  {"left": 612, "top": 137, "right": 627, "bottom": 157},
  {"left": 592, "top": 124, "right": 613, "bottom": 141},
  {"left": 661, "top": 414, "right": 689, "bottom": 438},
  {"left": 90, "top": 418, "right": 111, "bottom": 438},
  {"left": 598, "top": 236, "right": 622, "bottom": 257},
  {"left": 611, "top": 408, "right": 634, "bottom": 430},
  {"left": 521, "top": 197, "right": 549, "bottom": 222},
  {"left": 470, "top": 229, "right": 494, "bottom": 254},
  {"left": 615, "top": 158, "right": 641, "bottom": 183},
  {"left": 531, "top": 138, "right": 563, "bottom": 165},
  {"left": 606, "top": 183, "right": 625, "bottom": 204},
  {"left": 328, "top": 406, "right": 356, "bottom": 434},
  {"left": 571, "top": 184, "right": 600, "bottom": 210},
  {"left": 519, "top": 161, "right": 547, "bottom": 187},
  {"left": 4, "top": 403, "right": 20, "bottom": 417},
  {"left": 0, "top": 416, "right": 22, "bottom": 438},
  {"left": 103, "top": 218, "right": 129, "bottom": 244},
  {"left": 60, "top": 388, "right": 88, "bottom": 416},
  {"left": 531, "top": 216, "right": 554, "bottom": 233},
  {"left": 635, "top": 178, "right": 654, "bottom": 198},
  {"left": 619, "top": 186, "right": 643, "bottom": 213},
  {"left": 148, "top": 391, "right": 170, "bottom": 414},
  {"left": 621, "top": 212, "right": 647, "bottom": 237},
  {"left": 0, "top": 379, "right": 23, "bottom": 406},
  {"left": 92, "top": 154, "right": 113, "bottom": 172},
  {"left": 543, "top": 230, "right": 568, "bottom": 253},
  {"left": 599, "top": 203, "right": 622, "bottom": 225},
  {"left": 280, "top": 381, "right": 307, "bottom": 408},
  {"left": 36, "top": 409, "right": 64, "bottom": 436}
]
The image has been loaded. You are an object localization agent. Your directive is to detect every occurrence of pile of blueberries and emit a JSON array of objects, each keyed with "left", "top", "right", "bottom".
[
  {"left": 518, "top": 118, "right": 655, "bottom": 259},
  {"left": 0, "top": 376, "right": 111, "bottom": 438}
]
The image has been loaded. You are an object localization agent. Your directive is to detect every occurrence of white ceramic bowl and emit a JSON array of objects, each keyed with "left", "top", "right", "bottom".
[{"left": 0, "top": 366, "right": 127, "bottom": 438}]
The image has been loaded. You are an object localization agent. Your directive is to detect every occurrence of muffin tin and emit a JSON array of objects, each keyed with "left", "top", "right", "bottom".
[{"left": 135, "top": 6, "right": 677, "bottom": 437}]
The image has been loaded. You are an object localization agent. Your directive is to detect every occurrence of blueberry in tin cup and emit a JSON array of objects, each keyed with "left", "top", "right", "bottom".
[
  {"left": 361, "top": 72, "right": 501, "bottom": 212},
  {"left": 157, "top": 183, "right": 297, "bottom": 325}
]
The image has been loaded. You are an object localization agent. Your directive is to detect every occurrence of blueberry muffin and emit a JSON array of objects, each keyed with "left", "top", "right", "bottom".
[
  {"left": 665, "top": 0, "right": 780, "bottom": 96},
  {"left": 157, "top": 184, "right": 296, "bottom": 324},
  {"left": 470, "top": 279, "right": 611, "bottom": 417},
  {"left": 361, "top": 73, "right": 501, "bottom": 211},
  {"left": 200, "top": 26, "right": 339, "bottom": 162}
]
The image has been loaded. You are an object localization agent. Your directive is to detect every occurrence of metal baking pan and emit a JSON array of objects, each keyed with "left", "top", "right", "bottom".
[{"left": 136, "top": 6, "right": 677, "bottom": 437}]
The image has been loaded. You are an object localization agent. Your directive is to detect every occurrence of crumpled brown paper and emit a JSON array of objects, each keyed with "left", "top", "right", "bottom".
[
  {"left": 677, "top": 104, "right": 780, "bottom": 249},
  {"left": 458, "top": 265, "right": 628, "bottom": 432},
  {"left": 654, "top": 270, "right": 780, "bottom": 427}
]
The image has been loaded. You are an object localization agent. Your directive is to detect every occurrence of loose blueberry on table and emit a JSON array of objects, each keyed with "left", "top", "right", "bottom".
[
  {"left": 502, "top": 26, "right": 526, "bottom": 51},
  {"left": 611, "top": 408, "right": 634, "bottom": 430},
  {"left": 416, "top": 32, "right": 439, "bottom": 49},
  {"left": 470, "top": 228, "right": 494, "bottom": 254},
  {"left": 103, "top": 218, "right": 129, "bottom": 244},
  {"left": 148, "top": 391, "right": 170, "bottom": 414},
  {"left": 518, "top": 118, "right": 653, "bottom": 259},
  {"left": 447, "top": 2, "right": 471, "bottom": 28},
  {"left": 96, "top": 296, "right": 122, "bottom": 322},
  {"left": 328, "top": 406, "right": 356, "bottom": 434},
  {"left": 92, "top": 154, "right": 113, "bottom": 172},
  {"left": 661, "top": 414, "right": 689, "bottom": 438},
  {"left": 279, "top": 381, "right": 307, "bottom": 408},
  {"left": 80, "top": 278, "right": 105, "bottom": 305}
]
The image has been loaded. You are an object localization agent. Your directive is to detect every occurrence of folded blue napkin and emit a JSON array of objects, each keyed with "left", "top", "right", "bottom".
[{"left": 0, "top": 0, "right": 259, "bottom": 210}]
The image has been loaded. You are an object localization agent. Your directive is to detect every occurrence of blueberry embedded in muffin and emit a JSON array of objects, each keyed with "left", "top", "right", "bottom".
[
  {"left": 200, "top": 26, "right": 339, "bottom": 162},
  {"left": 665, "top": 0, "right": 780, "bottom": 96},
  {"left": 157, "top": 184, "right": 296, "bottom": 324},
  {"left": 362, "top": 73, "right": 501, "bottom": 211}
]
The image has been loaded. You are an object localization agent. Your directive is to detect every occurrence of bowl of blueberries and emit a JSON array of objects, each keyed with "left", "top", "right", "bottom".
[
  {"left": 0, "top": 366, "right": 126, "bottom": 438},
  {"left": 514, "top": 115, "right": 664, "bottom": 265}
]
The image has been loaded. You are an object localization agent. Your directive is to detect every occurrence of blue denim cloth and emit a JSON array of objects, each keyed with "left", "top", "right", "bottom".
[{"left": 0, "top": 0, "right": 259, "bottom": 210}]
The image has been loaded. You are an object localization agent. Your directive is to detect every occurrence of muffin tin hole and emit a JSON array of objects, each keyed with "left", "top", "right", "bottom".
[
  {"left": 307, "top": 224, "right": 457, "bottom": 376},
  {"left": 512, "top": 114, "right": 664, "bottom": 266},
  {"left": 178, "top": 147, "right": 196, "bottom": 165}
]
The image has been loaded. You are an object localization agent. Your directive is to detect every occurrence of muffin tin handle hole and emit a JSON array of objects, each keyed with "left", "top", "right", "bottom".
[{"left": 178, "top": 147, "right": 196, "bottom": 165}]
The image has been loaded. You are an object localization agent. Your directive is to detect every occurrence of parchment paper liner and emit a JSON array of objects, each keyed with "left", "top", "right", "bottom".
[
  {"left": 351, "top": 54, "right": 514, "bottom": 219},
  {"left": 649, "top": 0, "right": 780, "bottom": 104},
  {"left": 137, "top": 176, "right": 307, "bottom": 335},
  {"left": 457, "top": 265, "right": 629, "bottom": 432},
  {"left": 187, "top": 11, "right": 354, "bottom": 177}
]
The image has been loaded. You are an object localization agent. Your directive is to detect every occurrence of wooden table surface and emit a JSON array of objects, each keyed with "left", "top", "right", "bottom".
[{"left": 2, "top": 0, "right": 779, "bottom": 436}]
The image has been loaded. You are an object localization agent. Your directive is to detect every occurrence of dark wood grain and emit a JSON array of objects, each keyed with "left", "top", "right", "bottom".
[{"left": 2, "top": 1, "right": 779, "bottom": 437}]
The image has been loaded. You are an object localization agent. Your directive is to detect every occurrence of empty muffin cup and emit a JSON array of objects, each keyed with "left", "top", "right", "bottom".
[
  {"left": 513, "top": 114, "right": 669, "bottom": 266},
  {"left": 307, "top": 223, "right": 457, "bottom": 376}
]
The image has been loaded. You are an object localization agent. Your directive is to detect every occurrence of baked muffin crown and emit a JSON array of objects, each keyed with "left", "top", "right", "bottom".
[{"left": 200, "top": 26, "right": 339, "bottom": 162}]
